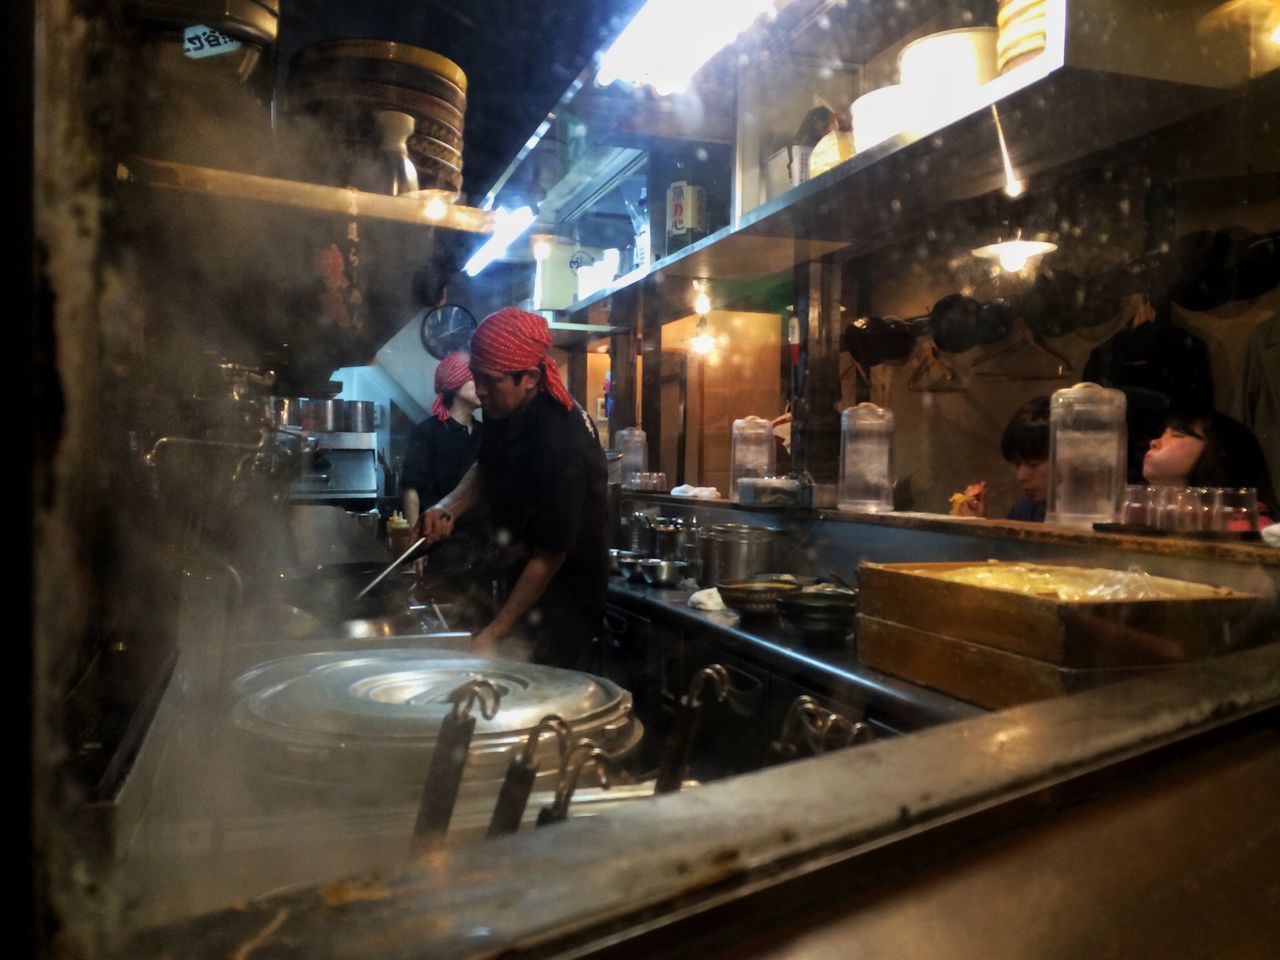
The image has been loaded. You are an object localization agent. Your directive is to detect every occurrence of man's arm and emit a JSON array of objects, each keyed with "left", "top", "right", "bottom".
[
  {"left": 472, "top": 548, "right": 566, "bottom": 655},
  {"left": 413, "top": 462, "right": 481, "bottom": 542},
  {"left": 402, "top": 487, "right": 421, "bottom": 528}
]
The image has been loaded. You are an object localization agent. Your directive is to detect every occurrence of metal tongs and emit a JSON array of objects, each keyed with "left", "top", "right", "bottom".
[
  {"left": 486, "top": 715, "right": 573, "bottom": 837},
  {"left": 355, "top": 536, "right": 428, "bottom": 600},
  {"left": 537, "top": 739, "right": 612, "bottom": 827},
  {"left": 654, "top": 665, "right": 732, "bottom": 794},
  {"left": 409, "top": 678, "right": 502, "bottom": 857}
]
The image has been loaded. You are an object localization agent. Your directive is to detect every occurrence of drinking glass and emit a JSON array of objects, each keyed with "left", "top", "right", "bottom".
[{"left": 1219, "top": 488, "right": 1259, "bottom": 532}]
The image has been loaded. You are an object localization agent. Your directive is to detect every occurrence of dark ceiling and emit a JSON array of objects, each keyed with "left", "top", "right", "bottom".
[{"left": 279, "top": 0, "right": 644, "bottom": 200}]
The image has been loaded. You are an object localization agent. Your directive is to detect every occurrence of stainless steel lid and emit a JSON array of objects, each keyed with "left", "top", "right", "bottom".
[{"left": 229, "top": 650, "right": 642, "bottom": 789}]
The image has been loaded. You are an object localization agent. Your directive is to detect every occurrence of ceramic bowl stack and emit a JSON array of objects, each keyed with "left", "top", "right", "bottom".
[{"left": 286, "top": 38, "right": 466, "bottom": 193}]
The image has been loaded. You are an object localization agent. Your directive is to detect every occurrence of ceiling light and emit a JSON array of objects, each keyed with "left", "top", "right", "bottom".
[
  {"left": 597, "top": 0, "right": 776, "bottom": 95},
  {"left": 694, "top": 292, "right": 712, "bottom": 315},
  {"left": 972, "top": 235, "right": 1057, "bottom": 273},
  {"left": 463, "top": 206, "right": 536, "bottom": 277}
]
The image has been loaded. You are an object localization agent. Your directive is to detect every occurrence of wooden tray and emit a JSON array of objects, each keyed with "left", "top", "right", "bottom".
[
  {"left": 856, "top": 615, "right": 1169, "bottom": 709},
  {"left": 857, "top": 561, "right": 1262, "bottom": 668}
]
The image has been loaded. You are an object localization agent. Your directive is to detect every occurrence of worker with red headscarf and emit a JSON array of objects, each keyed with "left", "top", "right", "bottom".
[
  {"left": 415, "top": 308, "right": 607, "bottom": 670},
  {"left": 400, "top": 351, "right": 484, "bottom": 579}
]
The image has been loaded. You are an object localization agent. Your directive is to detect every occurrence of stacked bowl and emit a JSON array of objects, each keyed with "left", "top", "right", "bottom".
[{"left": 286, "top": 39, "right": 466, "bottom": 193}]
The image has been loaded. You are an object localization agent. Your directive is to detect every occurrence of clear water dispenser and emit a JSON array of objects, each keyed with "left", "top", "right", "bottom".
[
  {"left": 1046, "top": 382, "right": 1127, "bottom": 528},
  {"left": 730, "top": 417, "right": 776, "bottom": 501},
  {"left": 838, "top": 403, "right": 894, "bottom": 513},
  {"left": 616, "top": 426, "right": 648, "bottom": 490}
]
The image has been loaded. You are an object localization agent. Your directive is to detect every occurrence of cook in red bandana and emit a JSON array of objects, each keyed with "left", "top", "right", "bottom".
[
  {"left": 468, "top": 306, "right": 575, "bottom": 412},
  {"left": 414, "top": 307, "right": 608, "bottom": 670},
  {"left": 431, "top": 351, "right": 474, "bottom": 422}
]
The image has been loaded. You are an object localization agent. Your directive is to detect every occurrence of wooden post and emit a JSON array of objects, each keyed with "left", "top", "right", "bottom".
[
  {"left": 640, "top": 282, "right": 666, "bottom": 475},
  {"left": 791, "top": 257, "right": 844, "bottom": 484},
  {"left": 607, "top": 286, "right": 640, "bottom": 447},
  {"left": 567, "top": 350, "right": 588, "bottom": 409}
]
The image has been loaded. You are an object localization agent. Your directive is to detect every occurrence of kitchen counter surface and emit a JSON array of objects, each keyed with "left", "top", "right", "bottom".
[{"left": 606, "top": 577, "right": 983, "bottom": 728}]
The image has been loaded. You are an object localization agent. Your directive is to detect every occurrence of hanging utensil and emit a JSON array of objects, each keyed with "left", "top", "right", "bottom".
[
  {"left": 486, "top": 715, "right": 572, "bottom": 837},
  {"left": 355, "top": 536, "right": 427, "bottom": 600},
  {"left": 537, "top": 741, "right": 612, "bottom": 827},
  {"left": 763, "top": 695, "right": 823, "bottom": 766},
  {"left": 408, "top": 678, "right": 502, "bottom": 857},
  {"left": 654, "top": 665, "right": 731, "bottom": 794}
]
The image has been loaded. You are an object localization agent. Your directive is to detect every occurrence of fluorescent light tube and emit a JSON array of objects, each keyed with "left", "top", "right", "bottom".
[
  {"left": 463, "top": 206, "right": 536, "bottom": 277},
  {"left": 597, "top": 0, "right": 776, "bottom": 96}
]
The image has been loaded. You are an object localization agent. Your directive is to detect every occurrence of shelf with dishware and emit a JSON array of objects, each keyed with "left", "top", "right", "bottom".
[
  {"left": 116, "top": 156, "right": 497, "bottom": 235},
  {"left": 528, "top": 0, "right": 1272, "bottom": 325}
]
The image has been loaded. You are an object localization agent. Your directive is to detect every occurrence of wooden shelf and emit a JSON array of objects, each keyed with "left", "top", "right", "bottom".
[{"left": 118, "top": 156, "right": 496, "bottom": 235}]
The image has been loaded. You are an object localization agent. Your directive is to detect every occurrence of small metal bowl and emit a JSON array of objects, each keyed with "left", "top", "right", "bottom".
[
  {"left": 609, "top": 548, "right": 639, "bottom": 575},
  {"left": 618, "top": 555, "right": 648, "bottom": 583},
  {"left": 639, "top": 558, "right": 688, "bottom": 587}
]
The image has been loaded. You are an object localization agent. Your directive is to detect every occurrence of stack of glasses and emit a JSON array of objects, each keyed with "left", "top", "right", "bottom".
[
  {"left": 1119, "top": 486, "right": 1260, "bottom": 534},
  {"left": 625, "top": 471, "right": 669, "bottom": 492}
]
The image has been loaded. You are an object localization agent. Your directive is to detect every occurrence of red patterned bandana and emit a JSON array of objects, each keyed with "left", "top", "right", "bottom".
[
  {"left": 470, "top": 307, "right": 573, "bottom": 411},
  {"left": 431, "top": 351, "right": 473, "bottom": 422}
]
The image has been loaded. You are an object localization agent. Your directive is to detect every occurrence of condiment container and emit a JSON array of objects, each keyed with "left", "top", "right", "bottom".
[{"left": 386, "top": 510, "right": 413, "bottom": 554}]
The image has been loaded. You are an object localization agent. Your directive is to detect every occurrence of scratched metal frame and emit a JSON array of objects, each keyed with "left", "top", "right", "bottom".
[{"left": 119, "top": 643, "right": 1280, "bottom": 958}]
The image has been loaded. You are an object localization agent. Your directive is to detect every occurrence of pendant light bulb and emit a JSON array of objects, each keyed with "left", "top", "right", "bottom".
[{"left": 690, "top": 316, "right": 715, "bottom": 355}]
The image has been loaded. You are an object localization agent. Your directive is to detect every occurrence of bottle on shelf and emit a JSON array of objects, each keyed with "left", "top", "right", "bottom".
[{"left": 665, "top": 161, "right": 708, "bottom": 256}]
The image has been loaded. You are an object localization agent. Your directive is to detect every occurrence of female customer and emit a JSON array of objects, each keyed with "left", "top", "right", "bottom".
[{"left": 1143, "top": 411, "right": 1275, "bottom": 528}]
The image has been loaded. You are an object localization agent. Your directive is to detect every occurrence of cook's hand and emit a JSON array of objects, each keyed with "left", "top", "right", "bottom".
[
  {"left": 414, "top": 506, "right": 455, "bottom": 544},
  {"left": 471, "top": 625, "right": 500, "bottom": 658}
]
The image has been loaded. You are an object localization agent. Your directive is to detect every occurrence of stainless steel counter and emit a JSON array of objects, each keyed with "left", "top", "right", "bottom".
[{"left": 606, "top": 578, "right": 982, "bottom": 729}]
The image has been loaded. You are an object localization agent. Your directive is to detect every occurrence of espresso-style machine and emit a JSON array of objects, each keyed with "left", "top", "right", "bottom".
[{"left": 270, "top": 397, "right": 381, "bottom": 506}]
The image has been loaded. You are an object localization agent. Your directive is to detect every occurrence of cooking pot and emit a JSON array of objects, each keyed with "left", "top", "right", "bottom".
[
  {"left": 272, "top": 561, "right": 416, "bottom": 623},
  {"left": 309, "top": 398, "right": 344, "bottom": 432},
  {"left": 345, "top": 400, "right": 374, "bottom": 432},
  {"left": 776, "top": 591, "right": 860, "bottom": 646},
  {"left": 699, "top": 524, "right": 778, "bottom": 587},
  {"left": 653, "top": 518, "right": 698, "bottom": 562},
  {"left": 228, "top": 651, "right": 643, "bottom": 801}
]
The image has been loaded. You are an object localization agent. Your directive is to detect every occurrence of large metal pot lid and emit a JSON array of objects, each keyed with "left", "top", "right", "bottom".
[{"left": 231, "top": 649, "right": 636, "bottom": 751}]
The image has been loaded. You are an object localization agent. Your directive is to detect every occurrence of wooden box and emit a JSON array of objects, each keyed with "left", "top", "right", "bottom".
[
  {"left": 856, "top": 614, "right": 1170, "bottom": 710},
  {"left": 857, "top": 561, "right": 1262, "bottom": 669}
]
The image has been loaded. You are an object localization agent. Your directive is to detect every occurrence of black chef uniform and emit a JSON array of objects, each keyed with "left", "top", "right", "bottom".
[
  {"left": 401, "top": 415, "right": 485, "bottom": 576},
  {"left": 476, "top": 392, "right": 607, "bottom": 671}
]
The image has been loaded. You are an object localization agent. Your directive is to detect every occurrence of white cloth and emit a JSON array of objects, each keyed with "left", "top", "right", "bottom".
[
  {"left": 1262, "top": 523, "right": 1280, "bottom": 548},
  {"left": 688, "top": 588, "right": 726, "bottom": 611},
  {"left": 670, "top": 484, "right": 722, "bottom": 499}
]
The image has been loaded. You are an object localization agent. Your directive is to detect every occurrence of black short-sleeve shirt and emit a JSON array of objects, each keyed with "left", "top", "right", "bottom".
[
  {"left": 477, "top": 392, "right": 608, "bottom": 667},
  {"left": 401, "top": 416, "right": 482, "bottom": 507}
]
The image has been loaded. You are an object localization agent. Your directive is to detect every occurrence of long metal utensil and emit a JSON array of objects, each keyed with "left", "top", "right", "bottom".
[{"left": 355, "top": 536, "right": 426, "bottom": 601}]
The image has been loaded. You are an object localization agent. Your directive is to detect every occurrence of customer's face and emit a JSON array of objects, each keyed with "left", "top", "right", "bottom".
[
  {"left": 1143, "top": 423, "right": 1206, "bottom": 484},
  {"left": 1013, "top": 458, "right": 1049, "bottom": 503}
]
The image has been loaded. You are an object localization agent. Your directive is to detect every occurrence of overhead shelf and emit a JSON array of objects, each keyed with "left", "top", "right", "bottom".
[
  {"left": 560, "top": 54, "right": 1256, "bottom": 323},
  {"left": 118, "top": 156, "right": 496, "bottom": 235}
]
